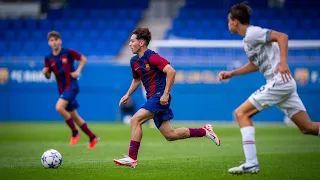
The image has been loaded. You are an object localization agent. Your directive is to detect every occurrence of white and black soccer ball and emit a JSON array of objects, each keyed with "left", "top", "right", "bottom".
[
  {"left": 123, "top": 115, "right": 132, "bottom": 125},
  {"left": 41, "top": 149, "right": 62, "bottom": 169}
]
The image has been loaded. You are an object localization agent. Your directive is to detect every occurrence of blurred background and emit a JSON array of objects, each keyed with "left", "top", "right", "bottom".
[{"left": 0, "top": 0, "right": 319, "bottom": 123}]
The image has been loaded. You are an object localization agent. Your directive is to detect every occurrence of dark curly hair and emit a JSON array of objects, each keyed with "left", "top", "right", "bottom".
[
  {"left": 228, "top": 2, "right": 252, "bottom": 25},
  {"left": 132, "top": 28, "right": 152, "bottom": 46}
]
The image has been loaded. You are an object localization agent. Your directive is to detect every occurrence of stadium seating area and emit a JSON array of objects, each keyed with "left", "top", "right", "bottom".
[
  {"left": 161, "top": 0, "right": 320, "bottom": 60},
  {"left": 0, "top": 0, "right": 149, "bottom": 57},
  {"left": 1, "top": 0, "right": 320, "bottom": 60},
  {"left": 167, "top": 0, "right": 320, "bottom": 40}
]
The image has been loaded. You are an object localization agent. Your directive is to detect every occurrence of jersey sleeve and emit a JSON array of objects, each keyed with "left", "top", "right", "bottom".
[
  {"left": 44, "top": 58, "right": 52, "bottom": 73},
  {"left": 131, "top": 67, "right": 139, "bottom": 79},
  {"left": 245, "top": 26, "right": 272, "bottom": 45},
  {"left": 130, "top": 62, "right": 139, "bottom": 79},
  {"left": 149, "top": 53, "right": 170, "bottom": 71},
  {"left": 69, "top": 49, "right": 82, "bottom": 60}
]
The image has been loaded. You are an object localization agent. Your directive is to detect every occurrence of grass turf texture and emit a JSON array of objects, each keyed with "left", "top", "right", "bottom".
[{"left": 0, "top": 123, "right": 319, "bottom": 180}]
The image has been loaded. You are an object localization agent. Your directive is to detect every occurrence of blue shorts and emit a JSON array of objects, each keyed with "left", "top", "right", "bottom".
[
  {"left": 141, "top": 94, "right": 174, "bottom": 129},
  {"left": 60, "top": 90, "right": 79, "bottom": 112}
]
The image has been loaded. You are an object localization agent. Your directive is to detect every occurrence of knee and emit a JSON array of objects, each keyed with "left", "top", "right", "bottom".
[
  {"left": 130, "top": 117, "right": 140, "bottom": 128},
  {"left": 56, "top": 105, "right": 64, "bottom": 113},
  {"left": 234, "top": 108, "right": 247, "bottom": 120}
]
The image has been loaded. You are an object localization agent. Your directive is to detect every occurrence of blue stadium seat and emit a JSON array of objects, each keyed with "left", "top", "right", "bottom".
[
  {"left": 25, "top": 20, "right": 37, "bottom": 30},
  {"left": 9, "top": 41, "right": 23, "bottom": 52},
  {"left": 164, "top": 0, "right": 320, "bottom": 60},
  {"left": 39, "top": 20, "right": 52, "bottom": 31},
  {"left": 0, "top": 42, "right": 6, "bottom": 56},
  {"left": 6, "top": 31, "right": 19, "bottom": 41},
  {"left": 292, "top": 30, "right": 309, "bottom": 39},
  {"left": 300, "top": 19, "right": 312, "bottom": 29},
  {"left": 309, "top": 31, "right": 320, "bottom": 39},
  {"left": 2, "top": 0, "right": 319, "bottom": 59}
]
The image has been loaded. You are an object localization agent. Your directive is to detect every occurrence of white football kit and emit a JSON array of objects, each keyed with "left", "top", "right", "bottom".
[{"left": 243, "top": 26, "right": 306, "bottom": 118}]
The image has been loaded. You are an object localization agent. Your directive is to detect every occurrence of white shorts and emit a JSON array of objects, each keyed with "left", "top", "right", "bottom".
[{"left": 248, "top": 79, "right": 306, "bottom": 118}]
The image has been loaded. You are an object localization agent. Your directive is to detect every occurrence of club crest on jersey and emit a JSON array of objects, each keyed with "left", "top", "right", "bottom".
[
  {"left": 143, "top": 60, "right": 150, "bottom": 71},
  {"left": 145, "top": 63, "right": 150, "bottom": 71},
  {"left": 61, "top": 56, "right": 68, "bottom": 64}
]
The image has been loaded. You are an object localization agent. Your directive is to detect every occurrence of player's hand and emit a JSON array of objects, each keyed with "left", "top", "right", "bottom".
[
  {"left": 218, "top": 71, "right": 232, "bottom": 81},
  {"left": 160, "top": 93, "right": 169, "bottom": 106},
  {"left": 275, "top": 62, "right": 292, "bottom": 82},
  {"left": 119, "top": 94, "right": 129, "bottom": 105},
  {"left": 42, "top": 67, "right": 51, "bottom": 79},
  {"left": 42, "top": 67, "right": 49, "bottom": 75},
  {"left": 70, "top": 71, "right": 80, "bottom": 78}
]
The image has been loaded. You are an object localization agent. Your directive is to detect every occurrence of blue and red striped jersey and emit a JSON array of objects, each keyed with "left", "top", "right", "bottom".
[
  {"left": 130, "top": 49, "right": 170, "bottom": 99},
  {"left": 44, "top": 48, "right": 81, "bottom": 94}
]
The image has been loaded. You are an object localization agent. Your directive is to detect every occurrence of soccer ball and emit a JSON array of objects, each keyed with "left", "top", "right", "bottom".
[
  {"left": 41, "top": 149, "right": 62, "bottom": 168},
  {"left": 123, "top": 115, "right": 132, "bottom": 125}
]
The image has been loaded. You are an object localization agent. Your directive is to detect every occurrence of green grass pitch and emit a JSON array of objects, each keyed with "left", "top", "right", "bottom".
[{"left": 0, "top": 122, "right": 319, "bottom": 180}]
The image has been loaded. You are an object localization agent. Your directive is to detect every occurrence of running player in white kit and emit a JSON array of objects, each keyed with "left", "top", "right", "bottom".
[{"left": 218, "top": 3, "right": 320, "bottom": 174}]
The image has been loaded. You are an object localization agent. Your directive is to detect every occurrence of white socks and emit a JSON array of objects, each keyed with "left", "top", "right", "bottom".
[{"left": 240, "top": 126, "right": 259, "bottom": 165}]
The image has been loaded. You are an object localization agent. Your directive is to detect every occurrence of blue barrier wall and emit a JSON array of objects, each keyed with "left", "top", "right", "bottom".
[{"left": 0, "top": 61, "right": 319, "bottom": 122}]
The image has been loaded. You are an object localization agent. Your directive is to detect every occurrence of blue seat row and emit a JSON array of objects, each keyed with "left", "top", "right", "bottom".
[
  {"left": 1, "top": 19, "right": 136, "bottom": 33},
  {"left": 67, "top": 0, "right": 149, "bottom": 9},
  {"left": 0, "top": 40, "right": 123, "bottom": 57}
]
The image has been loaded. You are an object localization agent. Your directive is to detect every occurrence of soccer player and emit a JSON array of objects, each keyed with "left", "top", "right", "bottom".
[
  {"left": 218, "top": 3, "right": 320, "bottom": 174},
  {"left": 42, "top": 31, "right": 99, "bottom": 149},
  {"left": 113, "top": 28, "right": 221, "bottom": 168}
]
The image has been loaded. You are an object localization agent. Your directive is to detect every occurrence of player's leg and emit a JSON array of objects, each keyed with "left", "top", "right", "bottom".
[
  {"left": 291, "top": 111, "right": 320, "bottom": 135},
  {"left": 277, "top": 92, "right": 320, "bottom": 136},
  {"left": 228, "top": 81, "right": 294, "bottom": 174},
  {"left": 151, "top": 108, "right": 221, "bottom": 145},
  {"left": 228, "top": 99, "right": 261, "bottom": 174},
  {"left": 69, "top": 109, "right": 99, "bottom": 148},
  {"left": 113, "top": 108, "right": 154, "bottom": 168},
  {"left": 158, "top": 120, "right": 220, "bottom": 145},
  {"left": 55, "top": 98, "right": 79, "bottom": 140},
  {"left": 130, "top": 108, "right": 154, "bottom": 142},
  {"left": 158, "top": 120, "right": 190, "bottom": 140}
]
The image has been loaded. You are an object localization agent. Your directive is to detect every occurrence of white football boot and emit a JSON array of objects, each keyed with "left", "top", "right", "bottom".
[
  {"left": 203, "top": 124, "right": 221, "bottom": 146},
  {"left": 228, "top": 163, "right": 260, "bottom": 174},
  {"left": 113, "top": 155, "right": 138, "bottom": 168}
]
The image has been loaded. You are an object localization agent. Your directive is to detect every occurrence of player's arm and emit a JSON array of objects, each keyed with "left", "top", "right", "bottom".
[
  {"left": 70, "top": 49, "right": 87, "bottom": 74},
  {"left": 119, "top": 78, "right": 141, "bottom": 105},
  {"left": 126, "top": 78, "right": 141, "bottom": 96},
  {"left": 218, "top": 60, "right": 258, "bottom": 81},
  {"left": 149, "top": 54, "right": 175, "bottom": 95},
  {"left": 248, "top": 27, "right": 291, "bottom": 81},
  {"left": 42, "top": 58, "right": 51, "bottom": 79},
  {"left": 162, "top": 65, "right": 176, "bottom": 95},
  {"left": 126, "top": 62, "right": 141, "bottom": 96},
  {"left": 119, "top": 65, "right": 141, "bottom": 105},
  {"left": 75, "top": 55, "right": 87, "bottom": 73},
  {"left": 230, "top": 60, "right": 259, "bottom": 76},
  {"left": 269, "top": 31, "right": 288, "bottom": 65},
  {"left": 269, "top": 30, "right": 291, "bottom": 81}
]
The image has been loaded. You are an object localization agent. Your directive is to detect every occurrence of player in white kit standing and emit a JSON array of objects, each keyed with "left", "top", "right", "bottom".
[{"left": 218, "top": 3, "right": 320, "bottom": 174}]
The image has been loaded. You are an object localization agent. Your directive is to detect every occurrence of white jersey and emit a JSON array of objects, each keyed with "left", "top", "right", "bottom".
[
  {"left": 243, "top": 26, "right": 281, "bottom": 82},
  {"left": 243, "top": 26, "right": 306, "bottom": 118}
]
